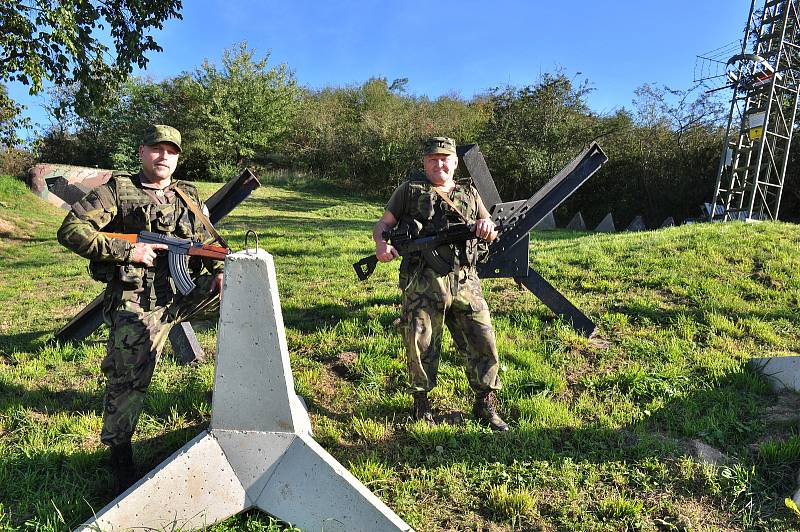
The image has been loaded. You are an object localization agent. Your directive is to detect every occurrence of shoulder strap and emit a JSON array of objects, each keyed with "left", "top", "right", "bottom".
[
  {"left": 173, "top": 185, "right": 228, "bottom": 248},
  {"left": 432, "top": 187, "right": 470, "bottom": 224}
]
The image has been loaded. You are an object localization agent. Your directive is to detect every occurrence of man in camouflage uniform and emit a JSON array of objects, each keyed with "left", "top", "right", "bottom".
[
  {"left": 57, "top": 125, "right": 225, "bottom": 491},
  {"left": 373, "top": 136, "right": 509, "bottom": 431}
]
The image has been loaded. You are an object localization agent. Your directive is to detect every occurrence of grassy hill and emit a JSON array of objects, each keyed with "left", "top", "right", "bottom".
[{"left": 2, "top": 173, "right": 800, "bottom": 530}]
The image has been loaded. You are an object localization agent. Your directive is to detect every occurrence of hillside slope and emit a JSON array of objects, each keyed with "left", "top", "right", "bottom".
[{"left": 1, "top": 173, "right": 800, "bottom": 530}]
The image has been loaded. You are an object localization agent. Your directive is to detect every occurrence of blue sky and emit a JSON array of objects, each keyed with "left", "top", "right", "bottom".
[{"left": 10, "top": 0, "right": 751, "bottom": 135}]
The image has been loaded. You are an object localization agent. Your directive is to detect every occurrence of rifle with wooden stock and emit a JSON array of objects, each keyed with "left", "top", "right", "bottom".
[{"left": 102, "top": 231, "right": 230, "bottom": 295}]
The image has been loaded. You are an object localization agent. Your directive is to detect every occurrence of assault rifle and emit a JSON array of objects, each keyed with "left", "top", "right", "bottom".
[
  {"left": 102, "top": 231, "right": 230, "bottom": 295},
  {"left": 353, "top": 223, "right": 479, "bottom": 281}
]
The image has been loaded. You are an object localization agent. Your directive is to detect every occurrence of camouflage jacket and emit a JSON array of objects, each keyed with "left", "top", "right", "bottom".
[
  {"left": 57, "top": 171, "right": 224, "bottom": 289},
  {"left": 386, "top": 170, "right": 486, "bottom": 280}
]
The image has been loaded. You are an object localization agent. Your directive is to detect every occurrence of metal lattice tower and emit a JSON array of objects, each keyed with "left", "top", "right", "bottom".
[{"left": 709, "top": 0, "right": 800, "bottom": 221}]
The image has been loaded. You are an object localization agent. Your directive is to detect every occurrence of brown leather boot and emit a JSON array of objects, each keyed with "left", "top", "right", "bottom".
[
  {"left": 412, "top": 391, "right": 434, "bottom": 425},
  {"left": 473, "top": 391, "right": 509, "bottom": 432},
  {"left": 110, "top": 441, "right": 136, "bottom": 494}
]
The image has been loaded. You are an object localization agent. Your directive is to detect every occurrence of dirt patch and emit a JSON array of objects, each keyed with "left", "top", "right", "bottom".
[
  {"left": 309, "top": 363, "right": 354, "bottom": 417},
  {"left": 765, "top": 391, "right": 800, "bottom": 424},
  {"left": 0, "top": 216, "right": 18, "bottom": 237},
  {"left": 330, "top": 351, "right": 358, "bottom": 380}
]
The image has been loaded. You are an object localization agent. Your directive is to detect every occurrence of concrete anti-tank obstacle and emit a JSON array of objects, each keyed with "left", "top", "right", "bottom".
[
  {"left": 594, "top": 213, "right": 615, "bottom": 233},
  {"left": 76, "top": 249, "right": 412, "bottom": 532},
  {"left": 565, "top": 212, "right": 586, "bottom": 231},
  {"left": 533, "top": 211, "right": 556, "bottom": 230},
  {"left": 625, "top": 215, "right": 646, "bottom": 232},
  {"left": 749, "top": 356, "right": 800, "bottom": 394},
  {"left": 749, "top": 356, "right": 800, "bottom": 506}
]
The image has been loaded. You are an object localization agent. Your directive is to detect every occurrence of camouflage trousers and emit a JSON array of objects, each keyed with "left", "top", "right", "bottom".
[
  {"left": 99, "top": 275, "right": 219, "bottom": 447},
  {"left": 402, "top": 266, "right": 501, "bottom": 394}
]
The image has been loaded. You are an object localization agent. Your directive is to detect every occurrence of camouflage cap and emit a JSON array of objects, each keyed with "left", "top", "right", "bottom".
[
  {"left": 422, "top": 136, "right": 457, "bottom": 156},
  {"left": 142, "top": 124, "right": 182, "bottom": 152}
]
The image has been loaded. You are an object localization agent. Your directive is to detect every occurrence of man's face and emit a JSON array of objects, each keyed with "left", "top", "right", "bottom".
[
  {"left": 423, "top": 153, "right": 458, "bottom": 185},
  {"left": 139, "top": 142, "right": 180, "bottom": 182}
]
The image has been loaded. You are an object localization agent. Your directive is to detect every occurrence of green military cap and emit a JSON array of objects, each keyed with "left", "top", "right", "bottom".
[
  {"left": 422, "top": 136, "right": 457, "bottom": 156},
  {"left": 142, "top": 124, "right": 182, "bottom": 152}
]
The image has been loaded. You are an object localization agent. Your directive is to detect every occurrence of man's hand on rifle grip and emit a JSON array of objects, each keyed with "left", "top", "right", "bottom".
[
  {"left": 130, "top": 243, "right": 169, "bottom": 267},
  {"left": 376, "top": 241, "right": 399, "bottom": 263},
  {"left": 474, "top": 218, "right": 498, "bottom": 241}
]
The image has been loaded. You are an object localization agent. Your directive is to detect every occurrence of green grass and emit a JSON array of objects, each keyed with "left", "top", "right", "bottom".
[{"left": 2, "top": 172, "right": 800, "bottom": 530}]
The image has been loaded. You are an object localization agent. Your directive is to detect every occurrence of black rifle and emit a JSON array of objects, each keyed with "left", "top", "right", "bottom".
[{"left": 353, "top": 223, "right": 477, "bottom": 281}]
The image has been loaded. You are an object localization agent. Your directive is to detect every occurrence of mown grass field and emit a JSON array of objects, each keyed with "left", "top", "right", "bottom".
[{"left": 2, "top": 172, "right": 800, "bottom": 530}]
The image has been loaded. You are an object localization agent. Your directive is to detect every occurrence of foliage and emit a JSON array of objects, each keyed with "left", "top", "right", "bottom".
[
  {"left": 0, "top": 84, "right": 29, "bottom": 147},
  {"left": 0, "top": 0, "right": 182, "bottom": 117},
  {"left": 289, "top": 77, "right": 488, "bottom": 192},
  {"left": 35, "top": 78, "right": 175, "bottom": 170},
  {"left": 31, "top": 59, "right": 734, "bottom": 222},
  {"left": 35, "top": 43, "right": 299, "bottom": 181},
  {"left": 478, "top": 72, "right": 599, "bottom": 199},
  {"left": 0, "top": 146, "right": 34, "bottom": 177},
  {"left": 177, "top": 42, "right": 299, "bottom": 180},
  {"left": 564, "top": 84, "right": 726, "bottom": 226}
]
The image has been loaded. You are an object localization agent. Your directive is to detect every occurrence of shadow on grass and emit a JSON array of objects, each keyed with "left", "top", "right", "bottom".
[
  {"left": 282, "top": 295, "right": 400, "bottom": 335},
  {"left": 0, "top": 424, "right": 209, "bottom": 529},
  {"left": 0, "top": 378, "right": 103, "bottom": 416},
  {"left": 611, "top": 297, "right": 800, "bottom": 328},
  {"left": 0, "top": 329, "right": 51, "bottom": 355}
]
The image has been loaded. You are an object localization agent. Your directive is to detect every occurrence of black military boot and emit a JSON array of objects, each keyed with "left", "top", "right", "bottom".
[
  {"left": 473, "top": 391, "right": 509, "bottom": 432},
  {"left": 110, "top": 441, "right": 136, "bottom": 494},
  {"left": 412, "top": 391, "right": 434, "bottom": 425}
]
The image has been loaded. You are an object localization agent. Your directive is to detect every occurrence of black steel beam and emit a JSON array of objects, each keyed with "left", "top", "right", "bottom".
[
  {"left": 205, "top": 168, "right": 260, "bottom": 225},
  {"left": 514, "top": 269, "right": 596, "bottom": 337},
  {"left": 54, "top": 292, "right": 105, "bottom": 343},
  {"left": 458, "top": 143, "right": 503, "bottom": 209},
  {"left": 459, "top": 142, "right": 607, "bottom": 337}
]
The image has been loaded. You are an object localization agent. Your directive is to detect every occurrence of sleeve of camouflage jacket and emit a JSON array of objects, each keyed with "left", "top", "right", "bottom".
[{"left": 56, "top": 184, "right": 133, "bottom": 263}]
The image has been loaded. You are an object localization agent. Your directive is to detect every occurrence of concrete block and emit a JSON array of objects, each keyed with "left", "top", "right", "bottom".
[
  {"left": 76, "top": 249, "right": 411, "bottom": 531},
  {"left": 255, "top": 433, "right": 410, "bottom": 531},
  {"left": 533, "top": 211, "right": 556, "bottom": 230},
  {"left": 565, "top": 212, "right": 586, "bottom": 231},
  {"left": 660, "top": 216, "right": 675, "bottom": 228},
  {"left": 75, "top": 432, "right": 248, "bottom": 531},
  {"left": 594, "top": 213, "right": 616, "bottom": 233},
  {"left": 211, "top": 250, "right": 307, "bottom": 434},
  {"left": 750, "top": 356, "right": 800, "bottom": 392}
]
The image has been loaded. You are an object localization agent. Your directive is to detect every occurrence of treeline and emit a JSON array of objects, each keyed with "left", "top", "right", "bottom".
[{"left": 26, "top": 42, "right": 800, "bottom": 224}]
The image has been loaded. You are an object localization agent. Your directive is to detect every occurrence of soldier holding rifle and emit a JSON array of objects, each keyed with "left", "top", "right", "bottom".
[
  {"left": 57, "top": 125, "right": 226, "bottom": 492},
  {"left": 373, "top": 137, "right": 509, "bottom": 431}
]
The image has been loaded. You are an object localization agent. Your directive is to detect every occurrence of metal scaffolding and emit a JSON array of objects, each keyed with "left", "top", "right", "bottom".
[{"left": 709, "top": 0, "right": 800, "bottom": 221}]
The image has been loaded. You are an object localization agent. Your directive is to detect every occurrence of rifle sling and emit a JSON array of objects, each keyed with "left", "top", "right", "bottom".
[
  {"left": 432, "top": 187, "right": 470, "bottom": 224},
  {"left": 173, "top": 186, "right": 229, "bottom": 248}
]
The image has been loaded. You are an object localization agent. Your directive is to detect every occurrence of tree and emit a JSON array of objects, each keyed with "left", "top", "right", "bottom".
[
  {"left": 178, "top": 42, "right": 299, "bottom": 179},
  {"left": 0, "top": 84, "right": 29, "bottom": 146},
  {"left": 0, "top": 0, "right": 182, "bottom": 116},
  {"left": 478, "top": 72, "right": 598, "bottom": 199}
]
